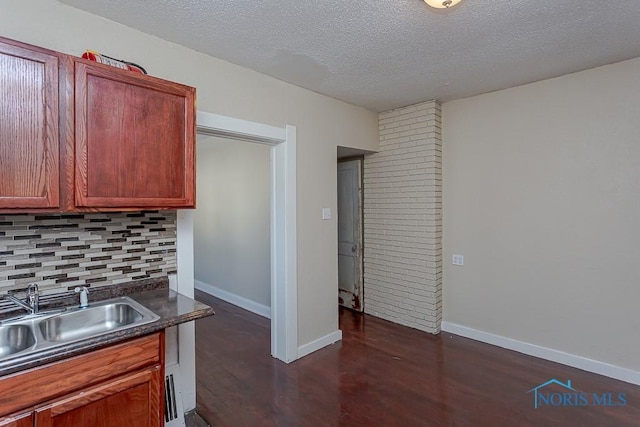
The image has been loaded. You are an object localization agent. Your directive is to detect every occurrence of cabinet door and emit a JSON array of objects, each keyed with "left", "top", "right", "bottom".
[
  {"left": 0, "top": 40, "right": 59, "bottom": 209},
  {"left": 35, "top": 365, "right": 163, "bottom": 427},
  {"left": 74, "top": 60, "right": 195, "bottom": 209},
  {"left": 0, "top": 412, "right": 32, "bottom": 427}
]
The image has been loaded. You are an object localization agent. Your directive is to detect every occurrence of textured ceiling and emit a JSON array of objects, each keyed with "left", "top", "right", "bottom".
[{"left": 59, "top": 0, "right": 640, "bottom": 112}]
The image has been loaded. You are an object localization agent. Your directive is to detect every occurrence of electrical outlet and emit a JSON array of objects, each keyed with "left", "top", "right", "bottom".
[{"left": 452, "top": 254, "right": 464, "bottom": 266}]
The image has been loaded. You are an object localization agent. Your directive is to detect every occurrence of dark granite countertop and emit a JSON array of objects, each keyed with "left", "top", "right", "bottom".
[{"left": 0, "top": 279, "right": 214, "bottom": 377}]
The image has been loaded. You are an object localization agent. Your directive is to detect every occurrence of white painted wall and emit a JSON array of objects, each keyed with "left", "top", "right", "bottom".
[
  {"left": 442, "top": 57, "right": 640, "bottom": 372},
  {"left": 194, "top": 135, "right": 271, "bottom": 308},
  {"left": 0, "top": 0, "right": 378, "bottom": 349}
]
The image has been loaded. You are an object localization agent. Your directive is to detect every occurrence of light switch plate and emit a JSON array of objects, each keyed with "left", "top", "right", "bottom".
[
  {"left": 322, "top": 208, "right": 331, "bottom": 220},
  {"left": 452, "top": 254, "right": 464, "bottom": 266}
]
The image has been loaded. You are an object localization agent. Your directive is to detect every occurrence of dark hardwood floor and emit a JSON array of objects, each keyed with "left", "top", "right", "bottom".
[{"left": 193, "top": 290, "right": 639, "bottom": 426}]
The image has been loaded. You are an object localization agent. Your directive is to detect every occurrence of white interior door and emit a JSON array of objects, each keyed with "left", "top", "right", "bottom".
[{"left": 337, "top": 159, "right": 363, "bottom": 311}]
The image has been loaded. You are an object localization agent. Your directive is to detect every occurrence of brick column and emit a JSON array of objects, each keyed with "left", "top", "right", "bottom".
[{"left": 363, "top": 100, "right": 442, "bottom": 333}]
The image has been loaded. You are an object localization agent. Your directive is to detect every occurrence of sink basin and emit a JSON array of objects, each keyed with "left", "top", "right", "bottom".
[
  {"left": 39, "top": 303, "right": 145, "bottom": 343},
  {"left": 0, "top": 324, "right": 36, "bottom": 358},
  {"left": 0, "top": 296, "right": 159, "bottom": 363}
]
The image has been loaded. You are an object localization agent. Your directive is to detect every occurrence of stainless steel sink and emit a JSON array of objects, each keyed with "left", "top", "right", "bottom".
[
  {"left": 0, "top": 296, "right": 159, "bottom": 362},
  {"left": 39, "top": 302, "right": 147, "bottom": 343},
  {"left": 0, "top": 324, "right": 36, "bottom": 358}
]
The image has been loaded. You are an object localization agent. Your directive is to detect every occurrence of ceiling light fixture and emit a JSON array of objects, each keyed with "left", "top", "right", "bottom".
[{"left": 424, "top": 0, "right": 462, "bottom": 9}]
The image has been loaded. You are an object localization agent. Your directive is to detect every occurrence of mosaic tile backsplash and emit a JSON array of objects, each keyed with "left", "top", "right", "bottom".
[{"left": 0, "top": 211, "right": 177, "bottom": 301}]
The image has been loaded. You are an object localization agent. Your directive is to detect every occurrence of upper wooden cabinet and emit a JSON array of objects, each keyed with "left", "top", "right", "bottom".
[
  {"left": 74, "top": 60, "right": 195, "bottom": 208},
  {"left": 0, "top": 36, "right": 196, "bottom": 212},
  {"left": 0, "top": 41, "right": 60, "bottom": 209}
]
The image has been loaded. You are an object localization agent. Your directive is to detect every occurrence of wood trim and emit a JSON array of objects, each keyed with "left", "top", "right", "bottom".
[
  {"left": 73, "top": 56, "right": 194, "bottom": 95},
  {"left": 59, "top": 54, "right": 76, "bottom": 212},
  {"left": 184, "top": 87, "right": 197, "bottom": 209},
  {"left": 157, "top": 329, "right": 166, "bottom": 427},
  {"left": 0, "top": 333, "right": 161, "bottom": 417},
  {"left": 0, "top": 36, "right": 59, "bottom": 57},
  {"left": 74, "top": 197, "right": 195, "bottom": 208},
  {"left": 73, "top": 60, "right": 89, "bottom": 208}
]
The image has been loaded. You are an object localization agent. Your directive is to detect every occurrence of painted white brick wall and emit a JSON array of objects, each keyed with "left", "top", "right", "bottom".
[{"left": 363, "top": 100, "right": 442, "bottom": 333}]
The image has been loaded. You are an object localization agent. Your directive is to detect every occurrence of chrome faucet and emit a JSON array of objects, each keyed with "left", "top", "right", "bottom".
[
  {"left": 3, "top": 283, "right": 40, "bottom": 315},
  {"left": 26, "top": 283, "right": 39, "bottom": 314}
]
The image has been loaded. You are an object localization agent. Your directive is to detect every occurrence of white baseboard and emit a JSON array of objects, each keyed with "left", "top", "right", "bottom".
[
  {"left": 441, "top": 321, "right": 640, "bottom": 386},
  {"left": 195, "top": 280, "right": 271, "bottom": 319},
  {"left": 297, "top": 330, "right": 343, "bottom": 358}
]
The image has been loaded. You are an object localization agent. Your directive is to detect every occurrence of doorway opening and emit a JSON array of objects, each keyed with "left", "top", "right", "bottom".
[
  {"left": 194, "top": 112, "right": 298, "bottom": 363},
  {"left": 194, "top": 136, "right": 271, "bottom": 317},
  {"left": 337, "top": 146, "right": 369, "bottom": 313},
  {"left": 337, "top": 159, "right": 363, "bottom": 311}
]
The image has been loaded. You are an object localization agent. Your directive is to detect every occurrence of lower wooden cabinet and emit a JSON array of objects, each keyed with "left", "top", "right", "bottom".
[
  {"left": 0, "top": 332, "right": 164, "bottom": 427},
  {"left": 35, "top": 365, "right": 162, "bottom": 427},
  {"left": 0, "top": 413, "right": 32, "bottom": 427}
]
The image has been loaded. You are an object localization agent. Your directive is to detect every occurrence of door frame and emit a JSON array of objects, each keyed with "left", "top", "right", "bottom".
[{"left": 192, "top": 111, "right": 298, "bottom": 363}]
